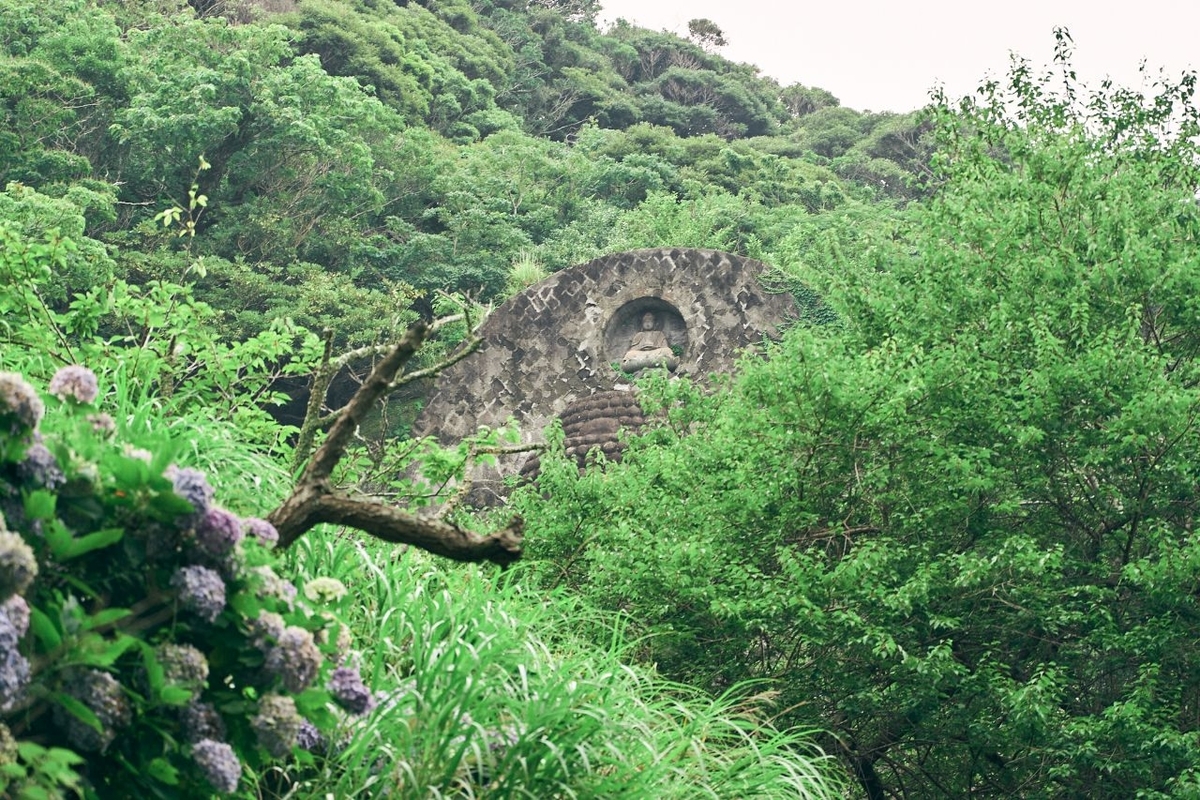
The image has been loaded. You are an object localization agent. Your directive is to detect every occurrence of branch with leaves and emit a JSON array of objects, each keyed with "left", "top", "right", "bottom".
[{"left": 270, "top": 318, "right": 524, "bottom": 566}]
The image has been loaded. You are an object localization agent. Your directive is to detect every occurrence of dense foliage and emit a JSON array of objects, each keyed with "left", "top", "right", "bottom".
[
  {"left": 0, "top": 0, "right": 921, "bottom": 347},
  {"left": 9, "top": 0, "right": 1197, "bottom": 797},
  {"left": 1, "top": 4, "right": 863, "bottom": 796},
  {"left": 517, "top": 42, "right": 1200, "bottom": 799}
]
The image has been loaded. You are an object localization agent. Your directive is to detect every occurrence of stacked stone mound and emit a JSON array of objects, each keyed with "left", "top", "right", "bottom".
[{"left": 521, "top": 390, "right": 646, "bottom": 479}]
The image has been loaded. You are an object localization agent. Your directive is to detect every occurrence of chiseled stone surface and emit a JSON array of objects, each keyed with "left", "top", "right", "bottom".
[
  {"left": 519, "top": 390, "right": 649, "bottom": 479},
  {"left": 413, "top": 248, "right": 796, "bottom": 496}
]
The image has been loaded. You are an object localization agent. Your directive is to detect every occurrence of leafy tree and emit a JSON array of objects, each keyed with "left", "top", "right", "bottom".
[
  {"left": 781, "top": 82, "right": 840, "bottom": 118},
  {"left": 520, "top": 42, "right": 1200, "bottom": 799},
  {"left": 686, "top": 18, "right": 727, "bottom": 51}
]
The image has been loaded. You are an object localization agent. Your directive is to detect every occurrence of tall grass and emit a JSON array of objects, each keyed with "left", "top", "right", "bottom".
[{"left": 278, "top": 535, "right": 846, "bottom": 799}]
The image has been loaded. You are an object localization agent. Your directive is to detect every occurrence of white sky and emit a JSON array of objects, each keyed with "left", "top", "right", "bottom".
[{"left": 599, "top": 0, "right": 1200, "bottom": 113}]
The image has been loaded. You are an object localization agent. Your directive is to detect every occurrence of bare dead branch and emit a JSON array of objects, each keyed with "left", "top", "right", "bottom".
[
  {"left": 291, "top": 328, "right": 336, "bottom": 473},
  {"left": 270, "top": 320, "right": 524, "bottom": 566},
  {"left": 307, "top": 493, "right": 522, "bottom": 565},
  {"left": 391, "top": 330, "right": 481, "bottom": 389}
]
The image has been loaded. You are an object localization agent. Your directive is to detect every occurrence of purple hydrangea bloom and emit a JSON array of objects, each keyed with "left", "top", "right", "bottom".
[
  {"left": 328, "top": 666, "right": 375, "bottom": 715},
  {"left": 53, "top": 669, "right": 130, "bottom": 753},
  {"left": 296, "top": 718, "right": 325, "bottom": 752},
  {"left": 157, "top": 643, "right": 209, "bottom": 689},
  {"left": 180, "top": 700, "right": 226, "bottom": 744},
  {"left": 242, "top": 517, "right": 279, "bottom": 548},
  {"left": 171, "top": 565, "right": 226, "bottom": 622},
  {"left": 251, "top": 694, "right": 302, "bottom": 758},
  {"left": 264, "top": 626, "right": 322, "bottom": 693},
  {"left": 0, "top": 613, "right": 30, "bottom": 713},
  {"left": 487, "top": 723, "right": 521, "bottom": 756},
  {"left": 0, "top": 531, "right": 37, "bottom": 600},
  {"left": 0, "top": 595, "right": 29, "bottom": 638},
  {"left": 250, "top": 566, "right": 297, "bottom": 609},
  {"left": 48, "top": 365, "right": 98, "bottom": 404},
  {"left": 16, "top": 443, "right": 65, "bottom": 490},
  {"left": 167, "top": 466, "right": 214, "bottom": 517},
  {"left": 246, "top": 610, "right": 285, "bottom": 651},
  {"left": 87, "top": 412, "right": 116, "bottom": 437},
  {"left": 0, "top": 372, "right": 43, "bottom": 433},
  {"left": 195, "top": 508, "right": 243, "bottom": 558},
  {"left": 192, "top": 738, "right": 241, "bottom": 794}
]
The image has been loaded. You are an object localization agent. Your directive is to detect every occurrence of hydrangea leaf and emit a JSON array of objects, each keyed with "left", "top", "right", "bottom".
[
  {"left": 159, "top": 686, "right": 192, "bottom": 706},
  {"left": 146, "top": 757, "right": 179, "bottom": 785},
  {"left": 56, "top": 527, "right": 123, "bottom": 561},
  {"left": 51, "top": 692, "right": 102, "bottom": 734},
  {"left": 104, "top": 455, "right": 151, "bottom": 490},
  {"left": 147, "top": 491, "right": 194, "bottom": 517},
  {"left": 23, "top": 489, "right": 56, "bottom": 520},
  {"left": 87, "top": 634, "right": 139, "bottom": 668},
  {"left": 29, "top": 606, "right": 62, "bottom": 650},
  {"left": 81, "top": 609, "right": 131, "bottom": 630}
]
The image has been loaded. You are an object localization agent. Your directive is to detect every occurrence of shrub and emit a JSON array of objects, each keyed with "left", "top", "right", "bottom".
[{"left": 0, "top": 366, "right": 366, "bottom": 797}]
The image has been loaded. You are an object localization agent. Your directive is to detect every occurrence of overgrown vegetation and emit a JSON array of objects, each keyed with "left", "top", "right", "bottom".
[
  {"left": 3, "top": 1, "right": 1197, "bottom": 797},
  {"left": 517, "top": 35, "right": 1200, "bottom": 799}
]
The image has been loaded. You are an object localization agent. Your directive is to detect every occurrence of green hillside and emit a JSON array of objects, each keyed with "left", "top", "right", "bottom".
[{"left": 3, "top": 2, "right": 1200, "bottom": 798}]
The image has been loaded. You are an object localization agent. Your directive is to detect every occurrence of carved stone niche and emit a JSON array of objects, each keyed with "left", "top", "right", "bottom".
[{"left": 603, "top": 297, "right": 689, "bottom": 371}]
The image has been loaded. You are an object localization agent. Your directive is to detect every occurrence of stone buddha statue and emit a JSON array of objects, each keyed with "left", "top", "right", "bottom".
[{"left": 620, "top": 312, "right": 679, "bottom": 373}]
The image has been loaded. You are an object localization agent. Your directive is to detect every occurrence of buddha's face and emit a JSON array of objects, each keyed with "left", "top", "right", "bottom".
[{"left": 641, "top": 313, "right": 656, "bottom": 330}]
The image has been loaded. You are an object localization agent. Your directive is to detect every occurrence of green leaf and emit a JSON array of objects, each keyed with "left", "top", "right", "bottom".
[
  {"left": 82, "top": 609, "right": 132, "bottom": 630},
  {"left": 159, "top": 686, "right": 193, "bottom": 706},
  {"left": 90, "top": 634, "right": 139, "bottom": 668},
  {"left": 29, "top": 607, "right": 61, "bottom": 650},
  {"left": 53, "top": 693, "right": 102, "bottom": 733},
  {"left": 106, "top": 456, "right": 150, "bottom": 490},
  {"left": 146, "top": 757, "right": 180, "bottom": 785},
  {"left": 24, "top": 489, "right": 56, "bottom": 520},
  {"left": 58, "top": 528, "right": 124, "bottom": 560},
  {"left": 148, "top": 491, "right": 193, "bottom": 516}
]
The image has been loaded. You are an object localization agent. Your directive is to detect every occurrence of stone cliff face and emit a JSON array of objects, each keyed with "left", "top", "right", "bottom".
[{"left": 413, "top": 248, "right": 798, "bottom": 499}]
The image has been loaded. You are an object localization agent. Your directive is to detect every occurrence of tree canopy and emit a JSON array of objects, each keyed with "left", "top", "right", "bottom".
[{"left": 517, "top": 39, "right": 1200, "bottom": 799}]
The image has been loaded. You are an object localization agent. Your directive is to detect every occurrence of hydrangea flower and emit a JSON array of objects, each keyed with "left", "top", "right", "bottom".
[
  {"left": 167, "top": 466, "right": 214, "bottom": 517},
  {"left": 243, "top": 517, "right": 279, "bottom": 548},
  {"left": 180, "top": 700, "right": 226, "bottom": 744},
  {"left": 16, "top": 443, "right": 65, "bottom": 490},
  {"left": 0, "top": 531, "right": 37, "bottom": 600},
  {"left": 250, "top": 566, "right": 297, "bottom": 609},
  {"left": 265, "top": 626, "right": 322, "bottom": 693},
  {"left": 157, "top": 643, "right": 209, "bottom": 690},
  {"left": 87, "top": 412, "right": 116, "bottom": 437},
  {"left": 0, "top": 722, "right": 16, "bottom": 766},
  {"left": 171, "top": 565, "right": 226, "bottom": 622},
  {"left": 142, "top": 520, "right": 186, "bottom": 563},
  {"left": 246, "top": 610, "right": 285, "bottom": 651},
  {"left": 192, "top": 738, "right": 241, "bottom": 794},
  {"left": 53, "top": 669, "right": 131, "bottom": 753},
  {"left": 0, "top": 613, "right": 30, "bottom": 713},
  {"left": 251, "top": 694, "right": 302, "bottom": 758},
  {"left": 328, "top": 666, "right": 375, "bottom": 715},
  {"left": 488, "top": 724, "right": 522, "bottom": 755},
  {"left": 296, "top": 718, "right": 325, "bottom": 752},
  {"left": 303, "top": 576, "right": 348, "bottom": 604},
  {"left": 1, "top": 595, "right": 29, "bottom": 638},
  {"left": 0, "top": 372, "right": 44, "bottom": 433},
  {"left": 315, "top": 613, "right": 352, "bottom": 657},
  {"left": 194, "top": 508, "right": 242, "bottom": 558},
  {"left": 48, "top": 365, "right": 98, "bottom": 404},
  {"left": 124, "top": 445, "right": 153, "bottom": 463}
]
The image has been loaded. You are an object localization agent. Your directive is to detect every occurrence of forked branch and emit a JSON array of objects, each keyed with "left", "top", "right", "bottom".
[{"left": 269, "top": 319, "right": 523, "bottom": 566}]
